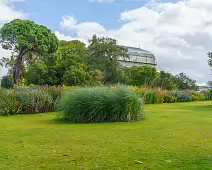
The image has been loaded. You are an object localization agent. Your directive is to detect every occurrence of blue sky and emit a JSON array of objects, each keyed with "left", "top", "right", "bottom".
[
  {"left": 0, "top": 0, "right": 212, "bottom": 84},
  {"left": 15, "top": 0, "right": 145, "bottom": 31}
]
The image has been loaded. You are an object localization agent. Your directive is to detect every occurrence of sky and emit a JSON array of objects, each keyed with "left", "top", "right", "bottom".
[{"left": 0, "top": 0, "right": 212, "bottom": 85}]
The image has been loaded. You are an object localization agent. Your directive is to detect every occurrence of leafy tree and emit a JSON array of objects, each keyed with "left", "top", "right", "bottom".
[
  {"left": 0, "top": 19, "right": 58, "bottom": 84},
  {"left": 25, "top": 54, "right": 61, "bottom": 86},
  {"left": 88, "top": 35, "right": 128, "bottom": 84},
  {"left": 91, "top": 69, "right": 105, "bottom": 85},
  {"left": 155, "top": 71, "right": 176, "bottom": 90},
  {"left": 127, "top": 66, "right": 157, "bottom": 86},
  {"left": 63, "top": 66, "right": 93, "bottom": 86},
  {"left": 25, "top": 62, "right": 48, "bottom": 85},
  {"left": 56, "top": 40, "right": 88, "bottom": 75},
  {"left": 24, "top": 40, "right": 90, "bottom": 86},
  {"left": 208, "top": 52, "right": 212, "bottom": 68},
  {"left": 174, "top": 72, "right": 199, "bottom": 90},
  {"left": 207, "top": 81, "right": 212, "bottom": 89},
  {"left": 55, "top": 40, "right": 90, "bottom": 85}
]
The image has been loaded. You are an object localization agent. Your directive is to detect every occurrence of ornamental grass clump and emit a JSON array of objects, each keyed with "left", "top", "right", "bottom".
[
  {"left": 0, "top": 88, "right": 54, "bottom": 116},
  {"left": 57, "top": 85, "right": 143, "bottom": 123}
]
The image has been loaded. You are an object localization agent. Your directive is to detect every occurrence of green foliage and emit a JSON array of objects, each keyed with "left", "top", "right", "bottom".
[
  {"left": 57, "top": 85, "right": 143, "bottom": 123},
  {"left": 0, "top": 89, "right": 21, "bottom": 116},
  {"left": 174, "top": 73, "right": 199, "bottom": 90},
  {"left": 127, "top": 66, "right": 157, "bottom": 86},
  {"left": 91, "top": 69, "right": 105, "bottom": 85},
  {"left": 16, "top": 89, "right": 54, "bottom": 114},
  {"left": 192, "top": 92, "right": 206, "bottom": 101},
  {"left": 129, "top": 86, "right": 211, "bottom": 104},
  {"left": 163, "top": 93, "right": 177, "bottom": 103},
  {"left": 40, "top": 85, "right": 65, "bottom": 101},
  {"left": 0, "top": 88, "right": 54, "bottom": 116},
  {"left": 88, "top": 35, "right": 128, "bottom": 84},
  {"left": 63, "top": 66, "right": 93, "bottom": 86},
  {"left": 25, "top": 62, "right": 48, "bottom": 85},
  {"left": 172, "top": 91, "right": 193, "bottom": 102},
  {"left": 1, "top": 75, "right": 14, "bottom": 89},
  {"left": 56, "top": 40, "right": 91, "bottom": 86},
  {"left": 0, "top": 19, "right": 58, "bottom": 55},
  {"left": 0, "top": 19, "right": 58, "bottom": 84},
  {"left": 144, "top": 91, "right": 157, "bottom": 104},
  {"left": 155, "top": 71, "right": 176, "bottom": 90}
]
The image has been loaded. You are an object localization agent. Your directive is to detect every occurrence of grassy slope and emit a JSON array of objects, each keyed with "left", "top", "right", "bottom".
[{"left": 0, "top": 102, "right": 212, "bottom": 170}]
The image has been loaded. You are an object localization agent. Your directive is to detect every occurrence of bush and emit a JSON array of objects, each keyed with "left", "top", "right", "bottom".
[
  {"left": 144, "top": 91, "right": 157, "bottom": 104},
  {"left": 202, "top": 90, "right": 212, "bottom": 100},
  {"left": 0, "top": 88, "right": 54, "bottom": 116},
  {"left": 0, "top": 89, "right": 21, "bottom": 116},
  {"left": 192, "top": 92, "right": 206, "bottom": 101},
  {"left": 40, "top": 85, "right": 65, "bottom": 101},
  {"left": 57, "top": 86, "right": 143, "bottom": 123},
  {"left": 1, "top": 75, "right": 14, "bottom": 89},
  {"left": 163, "top": 93, "right": 177, "bottom": 103},
  {"left": 172, "top": 91, "right": 193, "bottom": 102},
  {"left": 16, "top": 89, "right": 55, "bottom": 114}
]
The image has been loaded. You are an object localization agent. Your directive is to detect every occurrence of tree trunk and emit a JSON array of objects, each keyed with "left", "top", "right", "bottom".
[{"left": 13, "top": 50, "right": 24, "bottom": 85}]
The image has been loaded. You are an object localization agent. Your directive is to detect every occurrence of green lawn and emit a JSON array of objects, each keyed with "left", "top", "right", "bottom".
[{"left": 0, "top": 102, "right": 212, "bottom": 170}]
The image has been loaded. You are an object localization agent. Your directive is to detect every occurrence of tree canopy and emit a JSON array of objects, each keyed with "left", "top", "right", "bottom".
[
  {"left": 126, "top": 66, "right": 157, "bottom": 87},
  {"left": 174, "top": 72, "right": 199, "bottom": 90},
  {"left": 0, "top": 19, "right": 58, "bottom": 84},
  {"left": 88, "top": 35, "right": 128, "bottom": 84},
  {"left": 0, "top": 28, "right": 200, "bottom": 90}
]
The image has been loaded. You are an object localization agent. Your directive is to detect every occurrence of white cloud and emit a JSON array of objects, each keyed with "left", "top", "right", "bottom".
[
  {"left": 0, "top": 0, "right": 26, "bottom": 78},
  {"left": 0, "top": 0, "right": 25, "bottom": 25},
  {"left": 57, "top": 0, "right": 212, "bottom": 84},
  {"left": 60, "top": 16, "right": 105, "bottom": 40},
  {"left": 55, "top": 31, "right": 88, "bottom": 45},
  {"left": 89, "top": 0, "right": 114, "bottom": 3},
  {"left": 186, "top": 0, "right": 212, "bottom": 10}
]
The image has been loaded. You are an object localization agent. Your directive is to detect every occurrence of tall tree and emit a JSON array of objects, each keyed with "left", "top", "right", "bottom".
[
  {"left": 155, "top": 71, "right": 176, "bottom": 90},
  {"left": 88, "top": 35, "right": 128, "bottom": 84},
  {"left": 0, "top": 19, "right": 58, "bottom": 84},
  {"left": 174, "top": 72, "right": 198, "bottom": 90},
  {"left": 127, "top": 66, "right": 157, "bottom": 87},
  {"left": 207, "top": 81, "right": 212, "bottom": 89},
  {"left": 56, "top": 40, "right": 91, "bottom": 86},
  {"left": 208, "top": 52, "right": 212, "bottom": 68}
]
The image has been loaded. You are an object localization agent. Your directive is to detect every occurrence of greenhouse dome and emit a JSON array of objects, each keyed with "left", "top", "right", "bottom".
[{"left": 118, "top": 46, "right": 157, "bottom": 67}]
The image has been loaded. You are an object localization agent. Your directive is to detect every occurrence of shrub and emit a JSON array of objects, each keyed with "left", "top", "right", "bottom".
[
  {"left": 192, "top": 92, "right": 206, "bottom": 101},
  {"left": 202, "top": 90, "right": 212, "bottom": 100},
  {"left": 57, "top": 85, "right": 143, "bottom": 123},
  {"left": 1, "top": 75, "right": 14, "bottom": 89},
  {"left": 172, "top": 91, "right": 193, "bottom": 102},
  {"left": 0, "top": 89, "right": 21, "bottom": 116},
  {"left": 192, "top": 95, "right": 199, "bottom": 101},
  {"left": 163, "top": 93, "right": 177, "bottom": 103},
  {"left": 144, "top": 91, "right": 157, "bottom": 104},
  {"left": 16, "top": 89, "right": 55, "bottom": 114},
  {"left": 0, "top": 88, "right": 54, "bottom": 116},
  {"left": 40, "top": 85, "right": 65, "bottom": 101}
]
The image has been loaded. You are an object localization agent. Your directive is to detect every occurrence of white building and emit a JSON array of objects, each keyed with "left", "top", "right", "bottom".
[{"left": 119, "top": 46, "right": 157, "bottom": 67}]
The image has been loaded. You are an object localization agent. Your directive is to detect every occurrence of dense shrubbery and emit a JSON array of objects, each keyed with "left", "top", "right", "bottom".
[
  {"left": 0, "top": 88, "right": 55, "bottom": 116},
  {"left": 0, "top": 84, "right": 211, "bottom": 117},
  {"left": 129, "top": 86, "right": 212, "bottom": 104},
  {"left": 172, "top": 91, "right": 193, "bottom": 102},
  {"left": 1, "top": 75, "right": 14, "bottom": 89},
  {"left": 57, "top": 86, "right": 143, "bottom": 123}
]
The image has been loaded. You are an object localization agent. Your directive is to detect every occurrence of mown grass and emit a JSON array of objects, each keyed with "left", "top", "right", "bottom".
[{"left": 0, "top": 101, "right": 212, "bottom": 170}]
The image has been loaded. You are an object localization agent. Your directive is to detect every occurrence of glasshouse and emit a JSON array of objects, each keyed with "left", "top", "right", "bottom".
[{"left": 119, "top": 46, "right": 157, "bottom": 67}]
